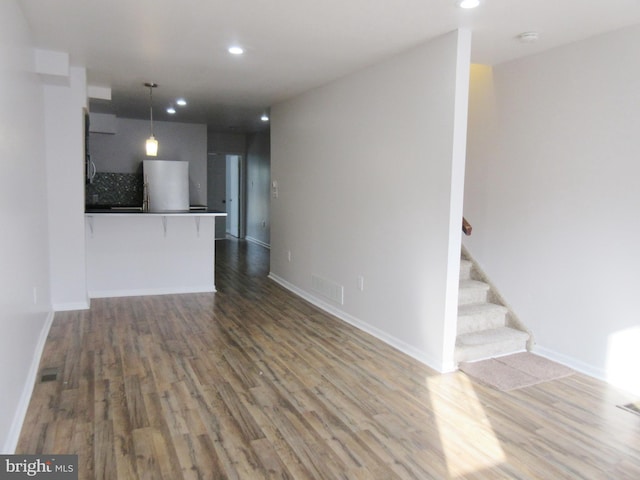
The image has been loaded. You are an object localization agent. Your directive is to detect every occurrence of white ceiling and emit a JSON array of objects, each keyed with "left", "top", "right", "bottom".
[{"left": 19, "top": 0, "right": 640, "bottom": 132}]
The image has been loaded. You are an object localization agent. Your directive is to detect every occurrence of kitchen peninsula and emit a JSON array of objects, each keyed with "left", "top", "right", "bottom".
[{"left": 85, "top": 209, "right": 226, "bottom": 298}]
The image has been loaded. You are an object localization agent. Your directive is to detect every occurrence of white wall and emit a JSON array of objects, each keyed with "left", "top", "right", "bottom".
[
  {"left": 0, "top": 0, "right": 53, "bottom": 452},
  {"left": 90, "top": 118, "right": 207, "bottom": 205},
  {"left": 464, "top": 25, "right": 640, "bottom": 395},
  {"left": 270, "top": 30, "right": 471, "bottom": 371},
  {"left": 45, "top": 66, "right": 89, "bottom": 311},
  {"left": 245, "top": 132, "right": 271, "bottom": 247},
  {"left": 208, "top": 131, "right": 246, "bottom": 155}
]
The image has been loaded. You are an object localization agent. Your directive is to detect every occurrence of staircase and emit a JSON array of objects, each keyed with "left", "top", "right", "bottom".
[{"left": 455, "top": 252, "right": 531, "bottom": 364}]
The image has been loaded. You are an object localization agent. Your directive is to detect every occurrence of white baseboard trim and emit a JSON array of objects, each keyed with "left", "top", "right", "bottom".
[
  {"left": 268, "top": 273, "right": 447, "bottom": 372},
  {"left": 53, "top": 300, "right": 90, "bottom": 312},
  {"left": 3, "top": 310, "right": 55, "bottom": 454},
  {"left": 532, "top": 345, "right": 607, "bottom": 382},
  {"left": 532, "top": 345, "right": 640, "bottom": 396},
  {"left": 245, "top": 236, "right": 271, "bottom": 249},
  {"left": 89, "top": 285, "right": 216, "bottom": 299}
]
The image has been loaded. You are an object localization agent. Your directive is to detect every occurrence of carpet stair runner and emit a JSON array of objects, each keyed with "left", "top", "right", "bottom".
[{"left": 455, "top": 256, "right": 530, "bottom": 364}]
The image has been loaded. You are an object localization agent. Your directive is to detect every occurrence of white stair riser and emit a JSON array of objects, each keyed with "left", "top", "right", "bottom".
[
  {"left": 455, "top": 336, "right": 528, "bottom": 363},
  {"left": 458, "top": 286, "right": 489, "bottom": 305},
  {"left": 460, "top": 260, "right": 473, "bottom": 280},
  {"left": 457, "top": 308, "right": 507, "bottom": 334}
]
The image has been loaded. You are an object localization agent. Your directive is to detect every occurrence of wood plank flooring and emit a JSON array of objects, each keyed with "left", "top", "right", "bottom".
[{"left": 17, "top": 239, "right": 640, "bottom": 479}]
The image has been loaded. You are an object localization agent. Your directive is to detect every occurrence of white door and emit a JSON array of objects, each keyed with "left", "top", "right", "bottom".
[{"left": 225, "top": 155, "right": 240, "bottom": 237}]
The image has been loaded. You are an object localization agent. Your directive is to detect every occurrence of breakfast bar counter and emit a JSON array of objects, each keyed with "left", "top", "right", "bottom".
[{"left": 85, "top": 210, "right": 227, "bottom": 298}]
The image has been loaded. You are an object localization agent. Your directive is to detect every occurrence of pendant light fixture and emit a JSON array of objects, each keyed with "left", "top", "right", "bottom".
[{"left": 144, "top": 82, "right": 158, "bottom": 156}]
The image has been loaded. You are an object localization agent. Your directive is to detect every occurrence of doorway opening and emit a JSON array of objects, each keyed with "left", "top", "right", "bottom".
[
  {"left": 225, "top": 154, "right": 241, "bottom": 238},
  {"left": 206, "top": 152, "right": 243, "bottom": 240}
]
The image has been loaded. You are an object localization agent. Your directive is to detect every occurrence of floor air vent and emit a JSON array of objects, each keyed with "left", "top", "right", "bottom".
[
  {"left": 40, "top": 368, "right": 59, "bottom": 382},
  {"left": 311, "top": 275, "right": 344, "bottom": 305}
]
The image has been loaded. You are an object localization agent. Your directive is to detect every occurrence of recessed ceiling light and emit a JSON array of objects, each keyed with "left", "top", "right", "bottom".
[
  {"left": 260, "top": 114, "right": 269, "bottom": 122},
  {"left": 517, "top": 31, "right": 539, "bottom": 43},
  {"left": 176, "top": 98, "right": 187, "bottom": 106},
  {"left": 166, "top": 106, "right": 176, "bottom": 114},
  {"left": 457, "top": 0, "right": 480, "bottom": 8},
  {"left": 228, "top": 46, "right": 244, "bottom": 55}
]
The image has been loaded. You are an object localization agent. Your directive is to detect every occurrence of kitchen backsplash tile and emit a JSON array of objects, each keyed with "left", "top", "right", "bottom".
[{"left": 86, "top": 172, "right": 143, "bottom": 206}]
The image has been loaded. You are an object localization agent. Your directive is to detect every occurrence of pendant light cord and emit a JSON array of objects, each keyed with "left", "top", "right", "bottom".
[{"left": 149, "top": 85, "right": 154, "bottom": 136}]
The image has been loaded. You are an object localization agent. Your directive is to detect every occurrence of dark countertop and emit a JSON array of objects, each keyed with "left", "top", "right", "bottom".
[{"left": 85, "top": 206, "right": 226, "bottom": 216}]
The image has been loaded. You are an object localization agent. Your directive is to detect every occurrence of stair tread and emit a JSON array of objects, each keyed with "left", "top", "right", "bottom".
[
  {"left": 456, "top": 326, "right": 529, "bottom": 347},
  {"left": 456, "top": 252, "right": 529, "bottom": 363},
  {"left": 458, "top": 302, "right": 508, "bottom": 315},
  {"left": 459, "top": 279, "right": 489, "bottom": 289}
]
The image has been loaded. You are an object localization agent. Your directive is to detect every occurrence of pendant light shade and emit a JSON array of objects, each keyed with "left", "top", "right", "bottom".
[
  {"left": 146, "top": 136, "right": 158, "bottom": 156},
  {"left": 145, "top": 82, "right": 158, "bottom": 156}
]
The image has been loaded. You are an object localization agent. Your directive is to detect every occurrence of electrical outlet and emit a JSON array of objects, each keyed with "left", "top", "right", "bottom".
[
  {"left": 357, "top": 276, "right": 364, "bottom": 291},
  {"left": 287, "top": 250, "right": 291, "bottom": 262}
]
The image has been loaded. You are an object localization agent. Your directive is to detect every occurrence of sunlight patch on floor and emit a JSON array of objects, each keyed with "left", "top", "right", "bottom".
[
  {"left": 607, "top": 326, "right": 640, "bottom": 397},
  {"left": 427, "top": 373, "right": 506, "bottom": 478}
]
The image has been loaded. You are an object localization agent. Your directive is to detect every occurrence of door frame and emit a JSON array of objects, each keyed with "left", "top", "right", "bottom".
[{"left": 225, "top": 154, "right": 241, "bottom": 237}]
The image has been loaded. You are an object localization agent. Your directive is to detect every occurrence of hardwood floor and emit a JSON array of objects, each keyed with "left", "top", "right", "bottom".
[{"left": 17, "top": 239, "right": 640, "bottom": 479}]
